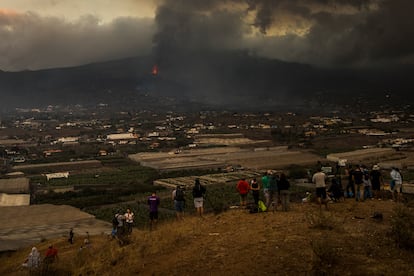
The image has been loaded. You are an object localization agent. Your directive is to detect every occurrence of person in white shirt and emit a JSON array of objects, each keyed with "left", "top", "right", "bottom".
[
  {"left": 124, "top": 208, "right": 134, "bottom": 234},
  {"left": 312, "top": 168, "right": 328, "bottom": 210},
  {"left": 390, "top": 167, "right": 403, "bottom": 202}
]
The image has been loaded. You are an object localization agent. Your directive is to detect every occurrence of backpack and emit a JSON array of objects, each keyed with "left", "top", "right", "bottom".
[
  {"left": 258, "top": 200, "right": 267, "bottom": 212},
  {"left": 175, "top": 187, "right": 185, "bottom": 201}
]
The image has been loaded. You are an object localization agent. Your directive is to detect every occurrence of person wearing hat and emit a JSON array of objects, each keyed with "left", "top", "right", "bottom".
[{"left": 370, "top": 165, "right": 383, "bottom": 200}]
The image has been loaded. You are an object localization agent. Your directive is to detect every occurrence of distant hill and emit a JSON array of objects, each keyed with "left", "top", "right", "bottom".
[{"left": 0, "top": 50, "right": 413, "bottom": 112}]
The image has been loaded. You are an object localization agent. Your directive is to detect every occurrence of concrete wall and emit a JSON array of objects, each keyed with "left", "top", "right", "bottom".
[
  {"left": 0, "top": 177, "right": 30, "bottom": 193},
  {"left": 0, "top": 193, "right": 30, "bottom": 206}
]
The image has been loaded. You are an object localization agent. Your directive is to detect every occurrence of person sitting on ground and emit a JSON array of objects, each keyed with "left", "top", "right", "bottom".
[
  {"left": 22, "top": 247, "right": 41, "bottom": 269},
  {"left": 328, "top": 178, "right": 343, "bottom": 202},
  {"left": 192, "top": 179, "right": 206, "bottom": 217},
  {"left": 84, "top": 231, "right": 90, "bottom": 245},
  {"left": 44, "top": 244, "right": 58, "bottom": 264}
]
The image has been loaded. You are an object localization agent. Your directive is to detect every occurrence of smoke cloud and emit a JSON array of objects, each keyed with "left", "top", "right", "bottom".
[
  {"left": 0, "top": 10, "right": 154, "bottom": 71},
  {"left": 153, "top": 0, "right": 414, "bottom": 68},
  {"left": 0, "top": 0, "right": 412, "bottom": 71}
]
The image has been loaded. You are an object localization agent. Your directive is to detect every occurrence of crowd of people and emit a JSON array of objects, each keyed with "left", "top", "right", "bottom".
[
  {"left": 236, "top": 170, "right": 291, "bottom": 212},
  {"left": 343, "top": 164, "right": 403, "bottom": 202},
  {"left": 111, "top": 163, "right": 403, "bottom": 235},
  {"left": 21, "top": 163, "right": 406, "bottom": 272},
  {"left": 311, "top": 163, "right": 405, "bottom": 211},
  {"left": 234, "top": 164, "right": 405, "bottom": 213}
]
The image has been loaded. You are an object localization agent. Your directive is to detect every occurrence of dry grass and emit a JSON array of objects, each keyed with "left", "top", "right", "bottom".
[{"left": 2, "top": 200, "right": 414, "bottom": 275}]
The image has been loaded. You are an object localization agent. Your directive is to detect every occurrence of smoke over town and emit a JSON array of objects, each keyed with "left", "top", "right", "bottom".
[{"left": 0, "top": 0, "right": 412, "bottom": 71}]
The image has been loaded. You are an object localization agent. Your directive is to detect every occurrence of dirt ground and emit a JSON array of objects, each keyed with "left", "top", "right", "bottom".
[{"left": 1, "top": 197, "right": 414, "bottom": 276}]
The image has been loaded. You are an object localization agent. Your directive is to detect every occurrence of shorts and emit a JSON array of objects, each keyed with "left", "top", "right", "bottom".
[
  {"left": 175, "top": 200, "right": 185, "bottom": 212},
  {"left": 393, "top": 183, "right": 402, "bottom": 193},
  {"left": 194, "top": 197, "right": 204, "bottom": 208},
  {"left": 316, "top": 187, "right": 327, "bottom": 199},
  {"left": 240, "top": 193, "right": 247, "bottom": 201},
  {"left": 149, "top": 211, "right": 158, "bottom": 220}
]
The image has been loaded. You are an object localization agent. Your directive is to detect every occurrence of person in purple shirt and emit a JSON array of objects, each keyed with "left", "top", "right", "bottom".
[{"left": 148, "top": 191, "right": 160, "bottom": 231}]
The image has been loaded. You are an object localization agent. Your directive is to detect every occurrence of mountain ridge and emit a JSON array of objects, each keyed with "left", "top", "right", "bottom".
[{"left": 0, "top": 51, "right": 413, "bottom": 112}]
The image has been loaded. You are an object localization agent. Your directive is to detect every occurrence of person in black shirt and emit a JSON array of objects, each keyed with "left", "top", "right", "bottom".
[
  {"left": 192, "top": 178, "right": 206, "bottom": 217},
  {"left": 353, "top": 165, "right": 364, "bottom": 201},
  {"left": 278, "top": 173, "right": 290, "bottom": 211}
]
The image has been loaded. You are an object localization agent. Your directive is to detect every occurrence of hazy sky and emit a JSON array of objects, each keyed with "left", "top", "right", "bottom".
[{"left": 0, "top": 0, "right": 412, "bottom": 71}]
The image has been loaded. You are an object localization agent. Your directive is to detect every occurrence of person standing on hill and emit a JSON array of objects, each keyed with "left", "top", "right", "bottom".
[
  {"left": 312, "top": 168, "right": 328, "bottom": 210},
  {"left": 124, "top": 208, "right": 134, "bottom": 234},
  {"left": 278, "top": 172, "right": 290, "bottom": 211},
  {"left": 353, "top": 165, "right": 364, "bottom": 202},
  {"left": 345, "top": 165, "right": 355, "bottom": 198},
  {"left": 268, "top": 172, "right": 279, "bottom": 210},
  {"left": 114, "top": 210, "right": 125, "bottom": 237},
  {"left": 261, "top": 171, "right": 270, "bottom": 208},
  {"left": 250, "top": 178, "right": 260, "bottom": 206},
  {"left": 370, "top": 165, "right": 383, "bottom": 200},
  {"left": 148, "top": 191, "right": 160, "bottom": 230},
  {"left": 192, "top": 179, "right": 206, "bottom": 217},
  {"left": 236, "top": 178, "right": 250, "bottom": 207},
  {"left": 363, "top": 173, "right": 372, "bottom": 200},
  {"left": 390, "top": 167, "right": 403, "bottom": 202},
  {"left": 172, "top": 185, "right": 186, "bottom": 220},
  {"left": 68, "top": 228, "right": 74, "bottom": 244}
]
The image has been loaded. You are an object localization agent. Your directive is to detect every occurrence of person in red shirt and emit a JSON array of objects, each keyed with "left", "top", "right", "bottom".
[
  {"left": 44, "top": 244, "right": 58, "bottom": 263},
  {"left": 236, "top": 178, "right": 250, "bottom": 207}
]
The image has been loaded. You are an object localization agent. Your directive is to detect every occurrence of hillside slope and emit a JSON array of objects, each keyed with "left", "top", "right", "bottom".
[
  {"left": 1, "top": 199, "right": 414, "bottom": 275},
  {"left": 1, "top": 53, "right": 413, "bottom": 111}
]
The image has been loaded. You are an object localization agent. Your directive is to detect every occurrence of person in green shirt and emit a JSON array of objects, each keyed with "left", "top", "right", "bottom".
[{"left": 261, "top": 171, "right": 270, "bottom": 209}]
